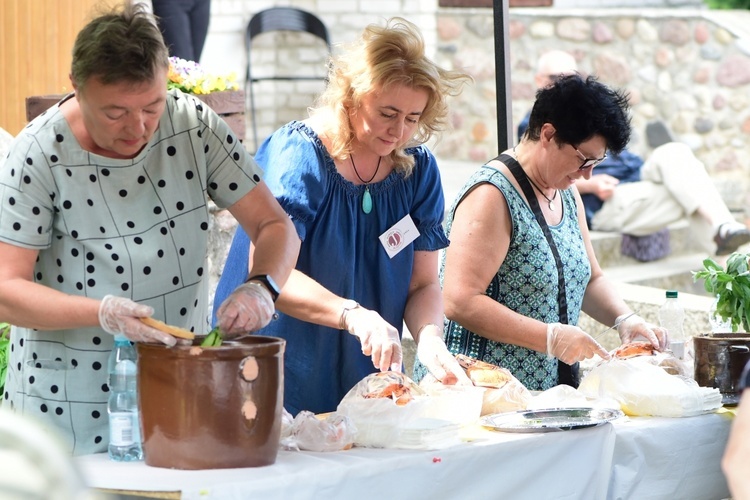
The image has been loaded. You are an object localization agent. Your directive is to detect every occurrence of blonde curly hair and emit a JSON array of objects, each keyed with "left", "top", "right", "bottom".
[{"left": 310, "top": 17, "right": 471, "bottom": 177}]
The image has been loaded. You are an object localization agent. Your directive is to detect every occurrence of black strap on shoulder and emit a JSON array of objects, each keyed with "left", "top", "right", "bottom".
[{"left": 494, "top": 153, "right": 579, "bottom": 387}]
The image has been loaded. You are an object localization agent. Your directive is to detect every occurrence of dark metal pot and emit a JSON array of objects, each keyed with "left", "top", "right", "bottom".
[{"left": 694, "top": 333, "right": 750, "bottom": 405}]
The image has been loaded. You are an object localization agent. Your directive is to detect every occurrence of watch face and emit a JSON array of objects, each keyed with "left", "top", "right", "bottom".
[{"left": 343, "top": 299, "right": 358, "bottom": 311}]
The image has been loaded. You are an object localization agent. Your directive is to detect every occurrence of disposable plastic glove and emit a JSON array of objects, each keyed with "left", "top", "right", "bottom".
[
  {"left": 98, "top": 295, "right": 176, "bottom": 346},
  {"left": 416, "top": 327, "right": 472, "bottom": 386},
  {"left": 616, "top": 313, "right": 669, "bottom": 351},
  {"left": 546, "top": 322, "right": 610, "bottom": 364},
  {"left": 342, "top": 307, "right": 402, "bottom": 372},
  {"left": 215, "top": 281, "right": 275, "bottom": 338}
]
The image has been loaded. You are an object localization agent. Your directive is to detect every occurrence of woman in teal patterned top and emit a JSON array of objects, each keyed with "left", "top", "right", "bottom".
[{"left": 438, "top": 75, "right": 669, "bottom": 390}]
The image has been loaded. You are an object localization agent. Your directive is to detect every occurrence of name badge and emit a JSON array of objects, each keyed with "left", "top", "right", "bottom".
[{"left": 379, "top": 214, "right": 420, "bottom": 258}]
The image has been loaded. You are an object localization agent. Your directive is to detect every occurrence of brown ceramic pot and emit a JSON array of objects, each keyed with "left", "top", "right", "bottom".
[
  {"left": 694, "top": 332, "right": 750, "bottom": 406},
  {"left": 137, "top": 336, "right": 285, "bottom": 469}
]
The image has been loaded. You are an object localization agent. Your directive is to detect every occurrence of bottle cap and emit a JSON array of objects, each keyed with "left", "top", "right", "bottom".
[{"left": 666, "top": 290, "right": 678, "bottom": 298}]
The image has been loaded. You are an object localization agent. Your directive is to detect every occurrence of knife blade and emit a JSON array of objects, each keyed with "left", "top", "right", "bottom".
[{"left": 593, "top": 311, "right": 637, "bottom": 341}]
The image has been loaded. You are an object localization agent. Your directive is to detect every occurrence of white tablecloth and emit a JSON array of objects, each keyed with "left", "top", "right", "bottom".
[
  {"left": 608, "top": 412, "right": 732, "bottom": 500},
  {"left": 77, "top": 424, "right": 615, "bottom": 500},
  {"left": 75, "top": 411, "right": 733, "bottom": 500}
]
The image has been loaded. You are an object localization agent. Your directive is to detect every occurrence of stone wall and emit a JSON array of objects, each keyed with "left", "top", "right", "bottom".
[
  {"left": 432, "top": 8, "right": 750, "bottom": 212},
  {"left": 203, "top": 0, "right": 441, "bottom": 152},
  {"left": 202, "top": 3, "right": 750, "bottom": 313},
  {"left": 203, "top": 4, "right": 750, "bottom": 208}
]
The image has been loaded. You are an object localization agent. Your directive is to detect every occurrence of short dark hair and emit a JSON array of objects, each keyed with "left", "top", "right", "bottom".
[
  {"left": 525, "top": 74, "right": 631, "bottom": 154},
  {"left": 71, "top": 2, "right": 169, "bottom": 90}
]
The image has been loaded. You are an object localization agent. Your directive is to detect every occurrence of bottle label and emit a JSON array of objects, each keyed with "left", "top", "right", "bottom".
[
  {"left": 670, "top": 340, "right": 686, "bottom": 360},
  {"left": 109, "top": 413, "right": 135, "bottom": 446}
]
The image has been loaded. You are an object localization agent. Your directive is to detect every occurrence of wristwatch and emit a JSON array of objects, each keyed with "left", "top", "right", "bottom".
[
  {"left": 246, "top": 274, "right": 281, "bottom": 302},
  {"left": 339, "top": 299, "right": 360, "bottom": 330}
]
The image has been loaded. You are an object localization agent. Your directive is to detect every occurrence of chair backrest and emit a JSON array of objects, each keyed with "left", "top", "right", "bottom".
[
  {"left": 26, "top": 94, "right": 67, "bottom": 122},
  {"left": 245, "top": 7, "right": 330, "bottom": 84},
  {"left": 244, "top": 7, "right": 331, "bottom": 151}
]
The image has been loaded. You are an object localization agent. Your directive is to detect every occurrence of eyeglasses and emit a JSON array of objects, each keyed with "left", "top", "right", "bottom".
[{"left": 572, "top": 145, "right": 607, "bottom": 170}]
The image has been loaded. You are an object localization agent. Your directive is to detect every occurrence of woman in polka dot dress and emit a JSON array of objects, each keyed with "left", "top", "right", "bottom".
[
  {"left": 213, "top": 18, "right": 474, "bottom": 417},
  {"left": 0, "top": 3, "right": 299, "bottom": 456}
]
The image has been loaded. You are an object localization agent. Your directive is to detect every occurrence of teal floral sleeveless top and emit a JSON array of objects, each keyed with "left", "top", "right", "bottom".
[{"left": 417, "top": 165, "right": 591, "bottom": 391}]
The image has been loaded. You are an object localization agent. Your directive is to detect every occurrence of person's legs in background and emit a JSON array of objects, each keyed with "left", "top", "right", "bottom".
[
  {"left": 591, "top": 181, "right": 685, "bottom": 237},
  {"left": 152, "top": 0, "right": 211, "bottom": 62},
  {"left": 188, "top": 0, "right": 210, "bottom": 63},
  {"left": 641, "top": 142, "right": 750, "bottom": 256}
]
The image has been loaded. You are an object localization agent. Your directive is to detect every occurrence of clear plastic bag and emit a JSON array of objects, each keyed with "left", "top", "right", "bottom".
[
  {"left": 280, "top": 409, "right": 356, "bottom": 452},
  {"left": 480, "top": 379, "right": 533, "bottom": 415},
  {"left": 526, "top": 384, "right": 620, "bottom": 412},
  {"left": 453, "top": 353, "right": 532, "bottom": 415},
  {"left": 578, "top": 357, "right": 721, "bottom": 417},
  {"left": 337, "top": 371, "right": 468, "bottom": 449}
]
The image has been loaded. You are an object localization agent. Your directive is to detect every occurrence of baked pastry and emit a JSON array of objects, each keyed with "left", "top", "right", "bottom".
[{"left": 455, "top": 353, "right": 513, "bottom": 388}]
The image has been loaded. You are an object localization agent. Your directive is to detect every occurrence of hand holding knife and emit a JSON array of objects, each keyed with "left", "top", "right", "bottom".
[{"left": 593, "top": 311, "right": 637, "bottom": 341}]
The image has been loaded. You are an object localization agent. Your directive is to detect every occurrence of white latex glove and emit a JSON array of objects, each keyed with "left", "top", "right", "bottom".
[
  {"left": 616, "top": 313, "right": 669, "bottom": 351},
  {"left": 342, "top": 307, "right": 402, "bottom": 372},
  {"left": 215, "top": 282, "right": 275, "bottom": 338},
  {"left": 546, "top": 322, "right": 610, "bottom": 364},
  {"left": 98, "top": 295, "right": 176, "bottom": 346},
  {"left": 416, "top": 326, "right": 472, "bottom": 386}
]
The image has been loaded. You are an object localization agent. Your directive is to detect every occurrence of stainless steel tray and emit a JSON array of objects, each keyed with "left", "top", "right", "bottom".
[{"left": 480, "top": 407, "right": 623, "bottom": 433}]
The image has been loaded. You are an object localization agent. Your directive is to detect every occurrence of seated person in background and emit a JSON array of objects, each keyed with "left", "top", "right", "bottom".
[
  {"left": 431, "top": 74, "right": 669, "bottom": 390},
  {"left": 518, "top": 50, "right": 750, "bottom": 257},
  {"left": 214, "top": 18, "right": 473, "bottom": 416},
  {"left": 722, "top": 359, "right": 750, "bottom": 500}
]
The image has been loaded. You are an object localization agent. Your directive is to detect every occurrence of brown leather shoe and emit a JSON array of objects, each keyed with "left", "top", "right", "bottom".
[{"left": 714, "top": 225, "right": 750, "bottom": 256}]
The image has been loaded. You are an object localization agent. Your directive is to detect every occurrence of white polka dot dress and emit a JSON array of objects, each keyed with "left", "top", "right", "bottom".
[{"left": 0, "top": 89, "right": 263, "bottom": 455}]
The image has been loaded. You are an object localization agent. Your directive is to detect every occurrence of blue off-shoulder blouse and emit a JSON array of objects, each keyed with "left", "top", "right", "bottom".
[{"left": 213, "top": 120, "right": 448, "bottom": 415}]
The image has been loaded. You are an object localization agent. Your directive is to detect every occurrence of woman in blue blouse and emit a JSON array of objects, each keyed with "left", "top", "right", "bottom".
[{"left": 214, "top": 18, "right": 472, "bottom": 415}]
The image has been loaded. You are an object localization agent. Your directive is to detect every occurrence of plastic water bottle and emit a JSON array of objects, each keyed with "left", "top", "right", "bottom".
[
  {"left": 107, "top": 335, "right": 143, "bottom": 461},
  {"left": 658, "top": 290, "right": 686, "bottom": 359}
]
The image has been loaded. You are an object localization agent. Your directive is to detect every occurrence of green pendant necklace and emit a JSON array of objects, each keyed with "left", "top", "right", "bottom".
[{"left": 350, "top": 154, "right": 381, "bottom": 214}]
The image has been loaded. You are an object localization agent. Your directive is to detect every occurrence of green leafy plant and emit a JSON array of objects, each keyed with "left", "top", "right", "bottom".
[
  {"left": 693, "top": 252, "right": 750, "bottom": 332},
  {"left": 0, "top": 322, "right": 10, "bottom": 394},
  {"left": 702, "top": 0, "right": 750, "bottom": 9}
]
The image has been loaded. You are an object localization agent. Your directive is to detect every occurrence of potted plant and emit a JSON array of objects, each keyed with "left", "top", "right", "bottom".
[
  {"left": 167, "top": 56, "right": 246, "bottom": 141},
  {"left": 693, "top": 252, "right": 750, "bottom": 332},
  {"left": 692, "top": 252, "right": 750, "bottom": 403}
]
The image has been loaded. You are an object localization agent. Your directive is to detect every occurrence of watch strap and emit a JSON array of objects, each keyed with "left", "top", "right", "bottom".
[
  {"left": 339, "top": 299, "right": 359, "bottom": 330},
  {"left": 246, "top": 274, "right": 280, "bottom": 302}
]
